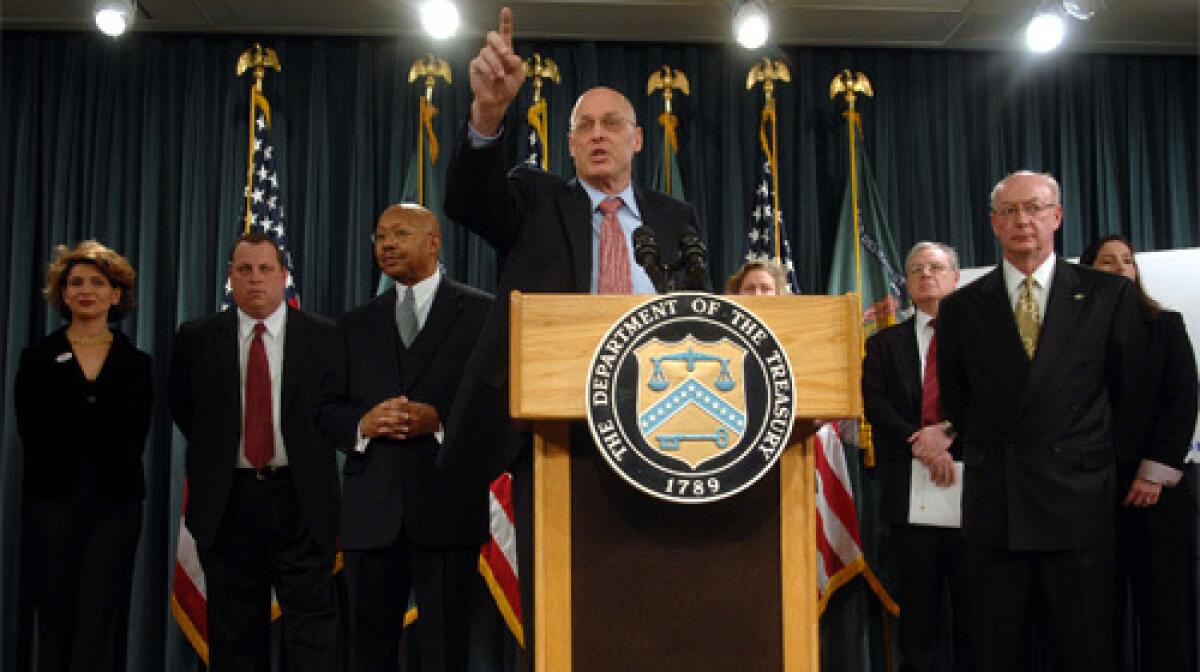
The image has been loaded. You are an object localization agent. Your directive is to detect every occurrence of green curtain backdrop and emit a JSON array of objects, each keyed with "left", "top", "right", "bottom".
[{"left": 1, "top": 30, "right": 1196, "bottom": 671}]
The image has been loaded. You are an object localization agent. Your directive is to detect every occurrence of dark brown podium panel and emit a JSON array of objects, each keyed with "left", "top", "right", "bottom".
[
  {"left": 514, "top": 293, "right": 861, "bottom": 671},
  {"left": 570, "top": 426, "right": 783, "bottom": 670}
]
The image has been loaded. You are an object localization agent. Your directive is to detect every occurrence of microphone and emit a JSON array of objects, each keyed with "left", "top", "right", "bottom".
[
  {"left": 677, "top": 231, "right": 708, "bottom": 290},
  {"left": 632, "top": 225, "right": 667, "bottom": 293}
]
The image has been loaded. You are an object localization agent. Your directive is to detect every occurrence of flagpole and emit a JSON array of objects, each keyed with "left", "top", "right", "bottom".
[
  {"left": 236, "top": 44, "right": 281, "bottom": 233},
  {"left": 647, "top": 66, "right": 689, "bottom": 196},
  {"left": 747, "top": 58, "right": 791, "bottom": 263},
  {"left": 830, "top": 69, "right": 876, "bottom": 465},
  {"left": 408, "top": 54, "right": 452, "bottom": 206}
]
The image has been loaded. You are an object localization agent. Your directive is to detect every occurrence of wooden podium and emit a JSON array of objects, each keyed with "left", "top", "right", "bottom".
[{"left": 510, "top": 293, "right": 862, "bottom": 671}]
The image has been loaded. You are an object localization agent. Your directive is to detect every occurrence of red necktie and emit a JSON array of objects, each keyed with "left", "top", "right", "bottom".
[
  {"left": 244, "top": 322, "right": 275, "bottom": 468},
  {"left": 597, "top": 197, "right": 632, "bottom": 294},
  {"left": 920, "top": 321, "right": 940, "bottom": 427}
]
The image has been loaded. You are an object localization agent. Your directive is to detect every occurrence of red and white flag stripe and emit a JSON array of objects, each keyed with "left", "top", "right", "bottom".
[
  {"left": 478, "top": 471, "right": 524, "bottom": 647},
  {"left": 814, "top": 422, "right": 898, "bottom": 616}
]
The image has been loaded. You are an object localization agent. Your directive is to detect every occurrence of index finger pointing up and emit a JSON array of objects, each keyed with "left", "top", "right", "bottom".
[{"left": 499, "top": 6, "right": 513, "bottom": 48}]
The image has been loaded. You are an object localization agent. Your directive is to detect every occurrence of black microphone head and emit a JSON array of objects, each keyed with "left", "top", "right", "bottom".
[
  {"left": 678, "top": 232, "right": 708, "bottom": 288},
  {"left": 632, "top": 225, "right": 661, "bottom": 266}
]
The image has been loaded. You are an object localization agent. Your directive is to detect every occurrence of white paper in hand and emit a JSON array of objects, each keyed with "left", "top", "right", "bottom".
[{"left": 907, "top": 459, "right": 964, "bottom": 528}]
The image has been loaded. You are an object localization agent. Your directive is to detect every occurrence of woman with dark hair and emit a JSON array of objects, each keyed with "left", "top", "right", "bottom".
[
  {"left": 14, "top": 240, "right": 152, "bottom": 672},
  {"left": 1080, "top": 234, "right": 1198, "bottom": 672}
]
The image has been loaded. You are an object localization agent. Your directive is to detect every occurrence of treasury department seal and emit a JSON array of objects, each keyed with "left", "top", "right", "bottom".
[{"left": 585, "top": 293, "right": 796, "bottom": 504}]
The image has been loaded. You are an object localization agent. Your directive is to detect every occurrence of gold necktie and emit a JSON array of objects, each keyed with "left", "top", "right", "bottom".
[{"left": 1015, "top": 276, "right": 1040, "bottom": 359}]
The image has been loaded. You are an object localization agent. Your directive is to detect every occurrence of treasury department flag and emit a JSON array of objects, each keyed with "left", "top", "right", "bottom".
[
  {"left": 818, "top": 104, "right": 899, "bottom": 625},
  {"left": 826, "top": 109, "right": 905, "bottom": 334},
  {"left": 651, "top": 111, "right": 686, "bottom": 200}
]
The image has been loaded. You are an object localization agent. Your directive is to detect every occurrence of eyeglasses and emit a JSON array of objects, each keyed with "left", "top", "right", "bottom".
[
  {"left": 370, "top": 229, "right": 427, "bottom": 244},
  {"left": 906, "top": 262, "right": 952, "bottom": 275},
  {"left": 993, "top": 202, "right": 1058, "bottom": 219},
  {"left": 570, "top": 114, "right": 632, "bottom": 134}
]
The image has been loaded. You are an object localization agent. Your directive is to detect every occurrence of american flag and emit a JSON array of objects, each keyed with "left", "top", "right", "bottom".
[
  {"left": 814, "top": 423, "right": 896, "bottom": 615},
  {"left": 479, "top": 472, "right": 524, "bottom": 646},
  {"left": 223, "top": 89, "right": 300, "bottom": 308},
  {"left": 524, "top": 126, "right": 543, "bottom": 168},
  {"left": 744, "top": 156, "right": 801, "bottom": 293}
]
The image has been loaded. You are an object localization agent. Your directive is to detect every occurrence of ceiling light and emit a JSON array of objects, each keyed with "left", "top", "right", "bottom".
[
  {"left": 733, "top": 0, "right": 769, "bottom": 50},
  {"left": 1061, "top": 0, "right": 1101, "bottom": 21},
  {"left": 420, "top": 0, "right": 460, "bottom": 40},
  {"left": 1026, "top": 8, "right": 1066, "bottom": 53},
  {"left": 94, "top": 0, "right": 135, "bottom": 37}
]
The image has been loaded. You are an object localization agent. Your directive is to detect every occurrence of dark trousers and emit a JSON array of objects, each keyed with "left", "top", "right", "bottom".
[
  {"left": 198, "top": 472, "right": 338, "bottom": 672},
  {"left": 967, "top": 543, "right": 1114, "bottom": 672},
  {"left": 343, "top": 532, "right": 478, "bottom": 672},
  {"left": 23, "top": 495, "right": 141, "bottom": 672},
  {"left": 891, "top": 523, "right": 974, "bottom": 672},
  {"left": 1115, "top": 476, "right": 1197, "bottom": 672}
]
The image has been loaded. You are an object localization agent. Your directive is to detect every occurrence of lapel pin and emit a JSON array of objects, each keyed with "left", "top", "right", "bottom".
[
  {"left": 56, "top": 352, "right": 74, "bottom": 363},
  {"left": 1073, "top": 293, "right": 1085, "bottom": 301}
]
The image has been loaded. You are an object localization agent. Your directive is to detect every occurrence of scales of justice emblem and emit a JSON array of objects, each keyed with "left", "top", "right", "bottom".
[{"left": 634, "top": 337, "right": 747, "bottom": 469}]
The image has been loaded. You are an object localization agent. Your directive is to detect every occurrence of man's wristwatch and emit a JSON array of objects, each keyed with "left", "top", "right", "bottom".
[{"left": 939, "top": 420, "right": 956, "bottom": 439}]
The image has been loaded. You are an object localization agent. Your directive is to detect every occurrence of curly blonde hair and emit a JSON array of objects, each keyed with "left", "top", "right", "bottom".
[
  {"left": 44, "top": 240, "right": 137, "bottom": 320},
  {"left": 725, "top": 258, "right": 790, "bottom": 295}
]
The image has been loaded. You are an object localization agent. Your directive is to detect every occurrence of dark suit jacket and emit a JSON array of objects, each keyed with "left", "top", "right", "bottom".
[
  {"left": 440, "top": 120, "right": 707, "bottom": 482},
  {"left": 15, "top": 328, "right": 152, "bottom": 502},
  {"left": 863, "top": 317, "right": 962, "bottom": 524},
  {"left": 1139, "top": 309, "right": 1198, "bottom": 471},
  {"left": 937, "top": 258, "right": 1146, "bottom": 551},
  {"left": 316, "top": 278, "right": 493, "bottom": 550},
  {"left": 168, "top": 306, "right": 340, "bottom": 553}
]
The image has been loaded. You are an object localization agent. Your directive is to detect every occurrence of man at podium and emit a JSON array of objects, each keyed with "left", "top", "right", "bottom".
[
  {"left": 443, "top": 8, "right": 708, "bottom": 471},
  {"left": 440, "top": 6, "right": 709, "bottom": 660}
]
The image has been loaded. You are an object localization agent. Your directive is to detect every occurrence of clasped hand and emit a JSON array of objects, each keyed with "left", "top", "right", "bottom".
[
  {"left": 361, "top": 397, "right": 439, "bottom": 441},
  {"left": 908, "top": 424, "right": 955, "bottom": 487}
]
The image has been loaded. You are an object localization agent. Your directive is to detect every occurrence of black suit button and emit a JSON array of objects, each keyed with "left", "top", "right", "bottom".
[{"left": 86, "top": 395, "right": 97, "bottom": 404}]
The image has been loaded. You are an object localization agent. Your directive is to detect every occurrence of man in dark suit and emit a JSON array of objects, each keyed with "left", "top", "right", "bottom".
[
  {"left": 936, "top": 171, "right": 1146, "bottom": 672},
  {"left": 168, "top": 232, "right": 340, "bottom": 671},
  {"left": 441, "top": 6, "right": 707, "bottom": 478},
  {"left": 316, "top": 204, "right": 492, "bottom": 671},
  {"left": 440, "top": 9, "right": 708, "bottom": 662},
  {"left": 863, "top": 241, "right": 973, "bottom": 672}
]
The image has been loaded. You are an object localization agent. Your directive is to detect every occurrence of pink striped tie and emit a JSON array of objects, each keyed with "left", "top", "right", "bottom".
[{"left": 597, "top": 196, "right": 631, "bottom": 294}]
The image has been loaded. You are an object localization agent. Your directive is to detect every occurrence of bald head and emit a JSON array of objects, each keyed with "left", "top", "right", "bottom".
[
  {"left": 570, "top": 87, "right": 637, "bottom": 127},
  {"left": 567, "top": 87, "right": 643, "bottom": 194},
  {"left": 373, "top": 203, "right": 441, "bottom": 285}
]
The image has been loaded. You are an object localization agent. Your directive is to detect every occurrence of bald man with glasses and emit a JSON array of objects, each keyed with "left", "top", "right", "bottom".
[{"left": 935, "top": 171, "right": 1148, "bottom": 672}]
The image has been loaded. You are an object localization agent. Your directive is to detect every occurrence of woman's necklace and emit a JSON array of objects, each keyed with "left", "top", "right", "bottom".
[{"left": 67, "top": 331, "right": 113, "bottom": 346}]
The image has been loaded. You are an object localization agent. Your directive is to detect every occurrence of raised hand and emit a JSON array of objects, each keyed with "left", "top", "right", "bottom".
[{"left": 468, "top": 6, "right": 525, "bottom": 136}]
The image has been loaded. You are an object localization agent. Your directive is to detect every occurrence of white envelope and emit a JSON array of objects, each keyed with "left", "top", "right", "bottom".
[{"left": 907, "top": 459, "right": 964, "bottom": 528}]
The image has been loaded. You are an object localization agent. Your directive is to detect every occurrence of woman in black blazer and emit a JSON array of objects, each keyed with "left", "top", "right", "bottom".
[
  {"left": 1081, "top": 234, "right": 1199, "bottom": 672},
  {"left": 14, "top": 241, "right": 152, "bottom": 672}
]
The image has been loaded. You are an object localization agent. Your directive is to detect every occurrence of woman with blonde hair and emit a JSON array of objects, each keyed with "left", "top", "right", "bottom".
[
  {"left": 14, "top": 240, "right": 152, "bottom": 672},
  {"left": 725, "top": 258, "right": 790, "bottom": 295}
]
